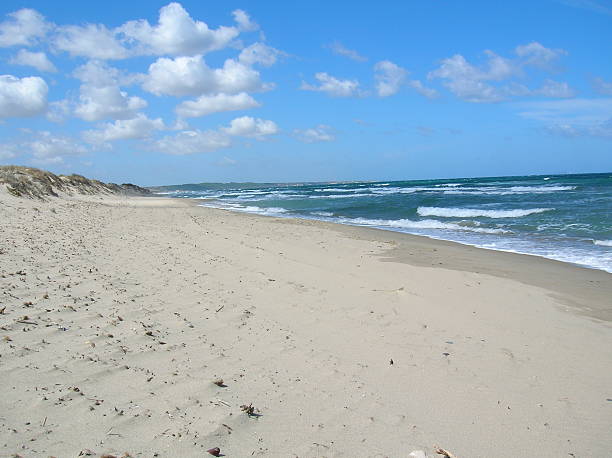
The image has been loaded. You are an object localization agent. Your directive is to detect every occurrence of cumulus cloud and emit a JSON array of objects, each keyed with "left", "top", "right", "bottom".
[
  {"left": 72, "top": 61, "right": 147, "bottom": 122},
  {"left": 429, "top": 43, "right": 572, "bottom": 103},
  {"left": 143, "top": 55, "right": 269, "bottom": 97},
  {"left": 75, "top": 85, "right": 147, "bottom": 122},
  {"left": 515, "top": 42, "right": 567, "bottom": 69},
  {"left": 232, "top": 9, "right": 259, "bottom": 32},
  {"left": 0, "top": 8, "right": 51, "bottom": 47},
  {"left": 293, "top": 125, "right": 335, "bottom": 143},
  {"left": 153, "top": 129, "right": 232, "bottom": 155},
  {"left": 176, "top": 93, "right": 260, "bottom": 118},
  {"left": 301, "top": 72, "right": 361, "bottom": 97},
  {"left": 49, "top": 3, "right": 259, "bottom": 59},
  {"left": 29, "top": 132, "right": 88, "bottom": 164},
  {"left": 374, "top": 60, "right": 407, "bottom": 97},
  {"left": 153, "top": 115, "right": 278, "bottom": 154},
  {"left": 10, "top": 49, "right": 57, "bottom": 72},
  {"left": 83, "top": 114, "right": 165, "bottom": 144},
  {"left": 222, "top": 116, "right": 279, "bottom": 138},
  {"left": 328, "top": 41, "right": 367, "bottom": 62},
  {"left": 428, "top": 52, "right": 517, "bottom": 102},
  {"left": 238, "top": 42, "right": 281, "bottom": 67},
  {"left": 54, "top": 23, "right": 129, "bottom": 60},
  {"left": 0, "top": 131, "right": 87, "bottom": 164},
  {"left": 0, "top": 75, "right": 48, "bottom": 119},
  {"left": 120, "top": 2, "right": 240, "bottom": 56}
]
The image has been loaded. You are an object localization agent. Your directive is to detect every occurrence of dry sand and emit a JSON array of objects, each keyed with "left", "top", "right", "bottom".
[{"left": 0, "top": 192, "right": 610, "bottom": 457}]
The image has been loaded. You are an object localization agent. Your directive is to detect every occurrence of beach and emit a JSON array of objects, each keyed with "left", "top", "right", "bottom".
[{"left": 1, "top": 191, "right": 611, "bottom": 457}]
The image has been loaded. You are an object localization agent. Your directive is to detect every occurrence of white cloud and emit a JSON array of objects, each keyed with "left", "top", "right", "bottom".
[
  {"left": 143, "top": 55, "right": 268, "bottom": 97},
  {"left": 374, "top": 60, "right": 407, "bottom": 97},
  {"left": 301, "top": 72, "right": 361, "bottom": 97},
  {"left": 535, "top": 79, "right": 575, "bottom": 98},
  {"left": 83, "top": 114, "right": 165, "bottom": 144},
  {"left": 222, "top": 116, "right": 279, "bottom": 138},
  {"left": 153, "top": 115, "right": 278, "bottom": 155},
  {"left": 153, "top": 129, "right": 232, "bottom": 155},
  {"left": 328, "top": 41, "right": 367, "bottom": 62},
  {"left": 408, "top": 79, "right": 439, "bottom": 98},
  {"left": 46, "top": 100, "right": 71, "bottom": 123},
  {"left": 515, "top": 42, "right": 567, "bottom": 69},
  {"left": 1, "top": 131, "right": 88, "bottom": 164},
  {"left": 238, "top": 42, "right": 281, "bottom": 67},
  {"left": 10, "top": 49, "right": 57, "bottom": 72},
  {"left": 593, "top": 77, "right": 612, "bottom": 95},
  {"left": 75, "top": 85, "right": 147, "bottom": 122},
  {"left": 429, "top": 44, "right": 571, "bottom": 103},
  {"left": 30, "top": 132, "right": 87, "bottom": 164},
  {"left": 49, "top": 3, "right": 260, "bottom": 60},
  {"left": 0, "top": 75, "right": 48, "bottom": 119},
  {"left": 54, "top": 23, "right": 129, "bottom": 60},
  {"left": 293, "top": 125, "right": 335, "bottom": 143},
  {"left": 72, "top": 61, "right": 147, "bottom": 122},
  {"left": 232, "top": 9, "right": 259, "bottom": 32},
  {"left": 176, "top": 92, "right": 260, "bottom": 118},
  {"left": 120, "top": 2, "right": 240, "bottom": 56},
  {"left": 428, "top": 53, "right": 514, "bottom": 102},
  {"left": 0, "top": 9, "right": 51, "bottom": 48}
]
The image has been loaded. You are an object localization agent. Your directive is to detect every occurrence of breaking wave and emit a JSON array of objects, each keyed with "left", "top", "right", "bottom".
[{"left": 417, "top": 207, "right": 553, "bottom": 218}]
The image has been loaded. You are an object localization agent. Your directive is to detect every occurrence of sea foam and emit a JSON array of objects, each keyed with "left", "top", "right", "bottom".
[
  {"left": 338, "top": 217, "right": 509, "bottom": 234},
  {"left": 417, "top": 207, "right": 552, "bottom": 218}
]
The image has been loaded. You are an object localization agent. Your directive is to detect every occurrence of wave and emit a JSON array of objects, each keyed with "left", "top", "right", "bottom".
[
  {"left": 314, "top": 188, "right": 359, "bottom": 192},
  {"left": 337, "top": 217, "right": 509, "bottom": 234},
  {"left": 309, "top": 193, "right": 372, "bottom": 199},
  {"left": 508, "top": 185, "right": 576, "bottom": 192},
  {"left": 199, "top": 203, "right": 289, "bottom": 216},
  {"left": 593, "top": 239, "right": 612, "bottom": 247},
  {"left": 417, "top": 207, "right": 552, "bottom": 218}
]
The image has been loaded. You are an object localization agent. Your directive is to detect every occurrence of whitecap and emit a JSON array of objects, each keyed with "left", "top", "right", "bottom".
[
  {"left": 337, "top": 217, "right": 509, "bottom": 234},
  {"left": 417, "top": 207, "right": 553, "bottom": 218}
]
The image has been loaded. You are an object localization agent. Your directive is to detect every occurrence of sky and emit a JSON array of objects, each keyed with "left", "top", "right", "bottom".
[{"left": 0, "top": 0, "right": 611, "bottom": 185}]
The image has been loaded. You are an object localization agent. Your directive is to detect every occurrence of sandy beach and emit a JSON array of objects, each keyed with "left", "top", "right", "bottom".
[{"left": 1, "top": 191, "right": 611, "bottom": 458}]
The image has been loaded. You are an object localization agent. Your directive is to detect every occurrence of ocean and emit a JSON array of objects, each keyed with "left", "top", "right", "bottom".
[{"left": 153, "top": 173, "right": 612, "bottom": 273}]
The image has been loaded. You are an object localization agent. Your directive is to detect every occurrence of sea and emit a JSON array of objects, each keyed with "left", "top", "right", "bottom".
[{"left": 153, "top": 173, "right": 612, "bottom": 273}]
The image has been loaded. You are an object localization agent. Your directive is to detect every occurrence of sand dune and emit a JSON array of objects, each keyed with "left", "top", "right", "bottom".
[{"left": 1, "top": 191, "right": 610, "bottom": 457}]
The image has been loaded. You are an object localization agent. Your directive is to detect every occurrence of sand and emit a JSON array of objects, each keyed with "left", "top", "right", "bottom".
[{"left": 0, "top": 192, "right": 610, "bottom": 457}]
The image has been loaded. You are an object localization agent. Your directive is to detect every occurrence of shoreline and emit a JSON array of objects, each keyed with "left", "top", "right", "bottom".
[
  {"left": 191, "top": 200, "right": 612, "bottom": 322},
  {"left": 1, "top": 192, "right": 611, "bottom": 457},
  {"left": 192, "top": 198, "right": 612, "bottom": 275}
]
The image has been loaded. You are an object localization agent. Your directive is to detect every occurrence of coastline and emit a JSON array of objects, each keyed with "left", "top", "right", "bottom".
[
  {"left": 195, "top": 199, "right": 612, "bottom": 322},
  {"left": 1, "top": 192, "right": 611, "bottom": 457}
]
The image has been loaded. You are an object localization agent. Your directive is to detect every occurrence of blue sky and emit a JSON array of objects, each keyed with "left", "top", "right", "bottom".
[{"left": 0, "top": 0, "right": 610, "bottom": 185}]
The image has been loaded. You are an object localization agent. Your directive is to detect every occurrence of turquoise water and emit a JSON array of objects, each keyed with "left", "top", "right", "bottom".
[{"left": 154, "top": 173, "right": 612, "bottom": 273}]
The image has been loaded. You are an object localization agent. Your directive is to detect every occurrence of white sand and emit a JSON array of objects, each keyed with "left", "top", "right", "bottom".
[{"left": 1, "top": 192, "right": 611, "bottom": 457}]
